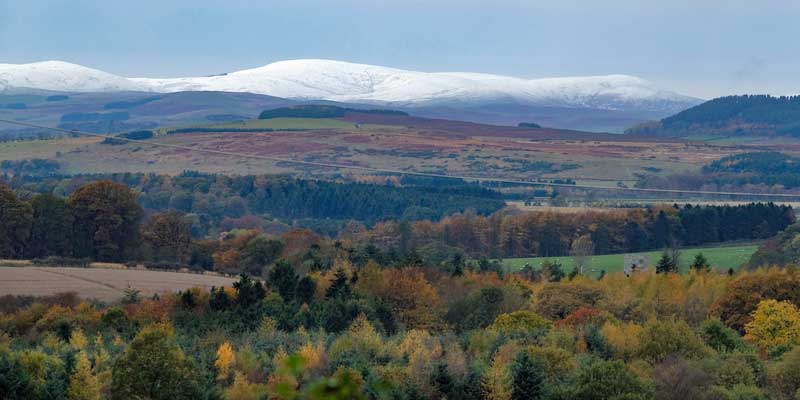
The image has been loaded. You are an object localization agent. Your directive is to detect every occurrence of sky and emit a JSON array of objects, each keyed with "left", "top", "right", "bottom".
[{"left": 1, "top": 0, "right": 799, "bottom": 99}]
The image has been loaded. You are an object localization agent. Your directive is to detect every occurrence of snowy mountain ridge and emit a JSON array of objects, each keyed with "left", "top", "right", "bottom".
[{"left": 0, "top": 59, "right": 700, "bottom": 111}]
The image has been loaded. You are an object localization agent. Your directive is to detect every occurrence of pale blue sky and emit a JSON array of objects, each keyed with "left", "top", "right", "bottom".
[{"left": 1, "top": 0, "right": 799, "bottom": 98}]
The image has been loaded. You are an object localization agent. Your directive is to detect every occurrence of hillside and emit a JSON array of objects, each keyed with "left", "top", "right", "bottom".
[
  {"left": 0, "top": 59, "right": 702, "bottom": 131},
  {"left": 626, "top": 95, "right": 800, "bottom": 138}
]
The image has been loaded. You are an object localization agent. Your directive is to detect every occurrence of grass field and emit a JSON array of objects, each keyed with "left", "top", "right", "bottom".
[
  {"left": 502, "top": 243, "right": 759, "bottom": 277},
  {"left": 0, "top": 267, "right": 238, "bottom": 302}
]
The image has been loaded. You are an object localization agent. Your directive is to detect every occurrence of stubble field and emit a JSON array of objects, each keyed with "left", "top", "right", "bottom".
[{"left": 0, "top": 266, "right": 238, "bottom": 302}]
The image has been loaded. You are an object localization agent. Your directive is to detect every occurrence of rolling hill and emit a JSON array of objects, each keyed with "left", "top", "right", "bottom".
[
  {"left": 0, "top": 59, "right": 701, "bottom": 132},
  {"left": 626, "top": 94, "right": 800, "bottom": 138}
]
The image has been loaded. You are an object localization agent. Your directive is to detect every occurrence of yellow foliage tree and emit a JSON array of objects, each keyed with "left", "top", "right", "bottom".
[
  {"left": 69, "top": 328, "right": 88, "bottom": 350},
  {"left": 225, "top": 372, "right": 268, "bottom": 400},
  {"left": 482, "top": 341, "right": 520, "bottom": 400},
  {"left": 215, "top": 341, "right": 236, "bottom": 381},
  {"left": 68, "top": 351, "right": 101, "bottom": 400},
  {"left": 601, "top": 322, "right": 643, "bottom": 361},
  {"left": 490, "top": 311, "right": 551, "bottom": 336},
  {"left": 744, "top": 299, "right": 800, "bottom": 351}
]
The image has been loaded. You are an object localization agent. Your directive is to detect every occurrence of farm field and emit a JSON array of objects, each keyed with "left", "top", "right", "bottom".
[
  {"left": 502, "top": 243, "right": 759, "bottom": 277},
  {"left": 0, "top": 266, "right": 238, "bottom": 302}
]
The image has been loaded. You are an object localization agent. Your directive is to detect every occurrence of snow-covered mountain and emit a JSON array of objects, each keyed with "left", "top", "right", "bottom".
[{"left": 0, "top": 59, "right": 700, "bottom": 113}]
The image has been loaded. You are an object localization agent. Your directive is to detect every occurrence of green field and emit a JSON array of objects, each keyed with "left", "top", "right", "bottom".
[
  {"left": 202, "top": 117, "right": 358, "bottom": 130},
  {"left": 502, "top": 243, "right": 759, "bottom": 277}
]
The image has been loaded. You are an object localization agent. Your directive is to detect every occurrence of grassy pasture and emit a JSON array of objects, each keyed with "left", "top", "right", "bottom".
[{"left": 502, "top": 243, "right": 759, "bottom": 277}]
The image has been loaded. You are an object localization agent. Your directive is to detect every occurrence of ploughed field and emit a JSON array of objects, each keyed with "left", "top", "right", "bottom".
[
  {"left": 503, "top": 243, "right": 759, "bottom": 277},
  {"left": 0, "top": 114, "right": 751, "bottom": 185},
  {"left": 0, "top": 266, "right": 238, "bottom": 302}
]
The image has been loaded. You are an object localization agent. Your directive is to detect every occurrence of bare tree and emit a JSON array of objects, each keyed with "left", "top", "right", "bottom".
[{"left": 570, "top": 234, "right": 595, "bottom": 275}]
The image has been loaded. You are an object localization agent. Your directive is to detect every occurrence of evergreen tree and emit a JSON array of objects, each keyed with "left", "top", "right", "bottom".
[
  {"left": 296, "top": 276, "right": 317, "bottom": 304},
  {"left": 0, "top": 184, "right": 32, "bottom": 259},
  {"left": 690, "top": 252, "right": 711, "bottom": 271},
  {"left": 28, "top": 193, "right": 73, "bottom": 258},
  {"left": 655, "top": 251, "right": 677, "bottom": 274},
  {"left": 267, "top": 261, "right": 298, "bottom": 301},
  {"left": 510, "top": 350, "right": 546, "bottom": 400},
  {"left": 326, "top": 268, "right": 352, "bottom": 299},
  {"left": 542, "top": 260, "right": 565, "bottom": 282},
  {"left": 233, "top": 273, "right": 265, "bottom": 309}
]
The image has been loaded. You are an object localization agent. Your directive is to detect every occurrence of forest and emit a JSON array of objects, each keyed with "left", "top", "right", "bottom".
[
  {"left": 626, "top": 95, "right": 800, "bottom": 137},
  {"left": 2, "top": 172, "right": 505, "bottom": 237},
  {"left": 2, "top": 245, "right": 800, "bottom": 398},
  {"left": 637, "top": 152, "right": 800, "bottom": 193},
  {"left": 0, "top": 179, "right": 792, "bottom": 269},
  {"left": 1, "top": 178, "right": 800, "bottom": 399}
]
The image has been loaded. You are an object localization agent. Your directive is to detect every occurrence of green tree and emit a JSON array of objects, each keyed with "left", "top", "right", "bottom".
[
  {"left": 655, "top": 251, "right": 678, "bottom": 274},
  {"left": 69, "top": 181, "right": 143, "bottom": 261},
  {"left": 240, "top": 236, "right": 284, "bottom": 276},
  {"left": 690, "top": 252, "right": 711, "bottom": 271},
  {"left": 296, "top": 276, "right": 317, "bottom": 304},
  {"left": 110, "top": 324, "right": 201, "bottom": 400},
  {"left": 569, "top": 359, "right": 653, "bottom": 400},
  {"left": 0, "top": 348, "right": 33, "bottom": 400},
  {"left": 542, "top": 260, "right": 565, "bottom": 282},
  {"left": 28, "top": 193, "right": 73, "bottom": 258},
  {"left": 0, "top": 184, "right": 32, "bottom": 259},
  {"left": 268, "top": 260, "right": 298, "bottom": 301},
  {"left": 511, "top": 350, "right": 546, "bottom": 400}
]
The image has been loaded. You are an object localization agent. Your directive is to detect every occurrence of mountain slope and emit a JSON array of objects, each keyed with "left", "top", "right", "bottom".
[
  {"left": 0, "top": 61, "right": 141, "bottom": 92},
  {"left": 1, "top": 59, "right": 698, "bottom": 111},
  {"left": 0, "top": 59, "right": 701, "bottom": 131},
  {"left": 626, "top": 95, "right": 800, "bottom": 138}
]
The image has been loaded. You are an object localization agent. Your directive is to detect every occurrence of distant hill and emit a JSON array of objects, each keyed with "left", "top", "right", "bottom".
[
  {"left": 636, "top": 151, "right": 800, "bottom": 192},
  {"left": 626, "top": 95, "right": 800, "bottom": 138},
  {"left": 0, "top": 59, "right": 702, "bottom": 132}
]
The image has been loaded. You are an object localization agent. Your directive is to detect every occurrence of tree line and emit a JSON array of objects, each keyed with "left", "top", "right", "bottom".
[
  {"left": 3, "top": 171, "right": 506, "bottom": 237},
  {"left": 353, "top": 203, "right": 794, "bottom": 259}
]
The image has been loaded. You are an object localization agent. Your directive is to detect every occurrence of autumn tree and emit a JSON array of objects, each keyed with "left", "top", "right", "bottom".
[
  {"left": 570, "top": 234, "right": 595, "bottom": 275},
  {"left": 744, "top": 299, "right": 800, "bottom": 351},
  {"left": 67, "top": 352, "right": 100, "bottom": 400},
  {"left": 141, "top": 210, "right": 192, "bottom": 263},
  {"left": 69, "top": 180, "right": 143, "bottom": 261},
  {"left": 0, "top": 183, "right": 32, "bottom": 259},
  {"left": 110, "top": 324, "right": 201, "bottom": 400},
  {"left": 215, "top": 341, "right": 236, "bottom": 381}
]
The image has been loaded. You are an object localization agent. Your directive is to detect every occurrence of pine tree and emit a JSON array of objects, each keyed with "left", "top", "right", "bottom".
[
  {"left": 690, "top": 252, "right": 711, "bottom": 271},
  {"left": 510, "top": 351, "right": 545, "bottom": 400},
  {"left": 68, "top": 352, "right": 101, "bottom": 400},
  {"left": 326, "top": 268, "right": 351, "bottom": 299},
  {"left": 655, "top": 251, "right": 676, "bottom": 274}
]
